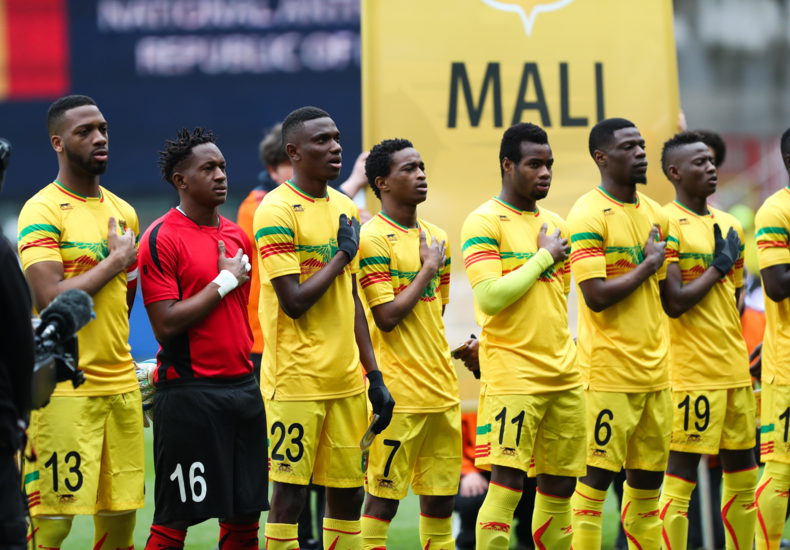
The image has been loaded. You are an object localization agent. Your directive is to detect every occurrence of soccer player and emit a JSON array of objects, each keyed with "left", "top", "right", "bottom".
[
  {"left": 18, "top": 95, "right": 143, "bottom": 550},
  {"left": 567, "top": 118, "right": 670, "bottom": 550},
  {"left": 461, "top": 122, "right": 584, "bottom": 550},
  {"left": 253, "top": 106, "right": 395, "bottom": 550},
  {"left": 237, "top": 123, "right": 292, "bottom": 382},
  {"left": 138, "top": 127, "right": 269, "bottom": 550},
  {"left": 754, "top": 127, "right": 790, "bottom": 550},
  {"left": 657, "top": 132, "right": 756, "bottom": 550},
  {"left": 357, "top": 138, "right": 459, "bottom": 550}
]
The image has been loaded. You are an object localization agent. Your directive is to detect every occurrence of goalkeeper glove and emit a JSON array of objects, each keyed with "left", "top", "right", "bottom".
[
  {"left": 337, "top": 213, "right": 360, "bottom": 262},
  {"left": 135, "top": 361, "right": 156, "bottom": 427},
  {"left": 711, "top": 223, "right": 741, "bottom": 276},
  {"left": 366, "top": 370, "right": 395, "bottom": 434}
]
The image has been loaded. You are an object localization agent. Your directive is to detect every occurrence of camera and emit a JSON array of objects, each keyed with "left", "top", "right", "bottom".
[{"left": 30, "top": 289, "right": 94, "bottom": 409}]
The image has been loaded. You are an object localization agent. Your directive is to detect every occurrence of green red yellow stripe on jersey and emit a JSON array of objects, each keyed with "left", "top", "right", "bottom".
[
  {"left": 596, "top": 186, "right": 640, "bottom": 208},
  {"left": 493, "top": 196, "right": 538, "bottom": 217},
  {"left": 52, "top": 180, "right": 104, "bottom": 203}
]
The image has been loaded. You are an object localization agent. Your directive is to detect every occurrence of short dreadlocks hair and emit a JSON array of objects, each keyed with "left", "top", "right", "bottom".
[
  {"left": 282, "top": 106, "right": 331, "bottom": 145},
  {"left": 47, "top": 95, "right": 97, "bottom": 136},
  {"left": 499, "top": 123, "right": 548, "bottom": 177},
  {"left": 158, "top": 127, "right": 218, "bottom": 187},
  {"left": 365, "top": 138, "right": 414, "bottom": 199},
  {"left": 661, "top": 131, "right": 705, "bottom": 177}
]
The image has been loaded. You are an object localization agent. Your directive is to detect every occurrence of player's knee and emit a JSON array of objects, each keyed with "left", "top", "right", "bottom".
[
  {"left": 537, "top": 474, "right": 576, "bottom": 498},
  {"left": 666, "top": 450, "right": 701, "bottom": 482},
  {"left": 364, "top": 494, "right": 399, "bottom": 521},
  {"left": 31, "top": 515, "right": 74, "bottom": 546},
  {"left": 221, "top": 512, "right": 261, "bottom": 525},
  {"left": 419, "top": 495, "right": 455, "bottom": 518},
  {"left": 625, "top": 468, "right": 665, "bottom": 491},
  {"left": 327, "top": 486, "right": 364, "bottom": 518},
  {"left": 765, "top": 461, "right": 790, "bottom": 486},
  {"left": 580, "top": 466, "right": 618, "bottom": 491},
  {"left": 271, "top": 482, "right": 308, "bottom": 521}
]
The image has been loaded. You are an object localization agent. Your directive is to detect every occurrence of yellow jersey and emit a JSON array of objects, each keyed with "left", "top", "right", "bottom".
[
  {"left": 17, "top": 181, "right": 139, "bottom": 396},
  {"left": 756, "top": 186, "right": 790, "bottom": 385},
  {"left": 568, "top": 187, "right": 669, "bottom": 393},
  {"left": 664, "top": 202, "right": 749, "bottom": 390},
  {"left": 461, "top": 197, "right": 580, "bottom": 396},
  {"left": 254, "top": 181, "right": 365, "bottom": 401},
  {"left": 358, "top": 213, "right": 457, "bottom": 413}
]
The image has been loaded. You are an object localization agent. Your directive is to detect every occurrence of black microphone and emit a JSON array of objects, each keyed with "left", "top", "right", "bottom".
[
  {"left": 0, "top": 137, "right": 11, "bottom": 191},
  {"left": 37, "top": 289, "right": 94, "bottom": 344}
]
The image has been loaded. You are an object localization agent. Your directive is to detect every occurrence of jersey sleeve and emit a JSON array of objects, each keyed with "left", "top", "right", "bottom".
[
  {"left": 568, "top": 208, "right": 606, "bottom": 283},
  {"left": 348, "top": 201, "right": 361, "bottom": 276},
  {"left": 655, "top": 206, "right": 671, "bottom": 281},
  {"left": 733, "top": 219, "right": 745, "bottom": 289},
  {"left": 441, "top": 234, "right": 451, "bottom": 305},
  {"left": 138, "top": 225, "right": 180, "bottom": 305},
  {"left": 756, "top": 204, "right": 790, "bottom": 270},
  {"left": 17, "top": 199, "right": 63, "bottom": 270},
  {"left": 359, "top": 229, "right": 393, "bottom": 308},
  {"left": 253, "top": 200, "right": 300, "bottom": 280},
  {"left": 554, "top": 217, "right": 572, "bottom": 294},
  {"left": 461, "top": 213, "right": 501, "bottom": 287},
  {"left": 665, "top": 216, "right": 680, "bottom": 264}
]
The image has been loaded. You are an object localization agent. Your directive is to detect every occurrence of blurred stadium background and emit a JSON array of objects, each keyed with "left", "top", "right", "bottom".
[{"left": 3, "top": 0, "right": 790, "bottom": 548}]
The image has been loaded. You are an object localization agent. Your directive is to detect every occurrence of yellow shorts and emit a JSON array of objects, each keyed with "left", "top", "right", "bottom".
[
  {"left": 475, "top": 385, "right": 586, "bottom": 477},
  {"left": 760, "top": 379, "right": 790, "bottom": 464},
  {"left": 365, "top": 406, "right": 462, "bottom": 500},
  {"left": 23, "top": 392, "right": 145, "bottom": 516},
  {"left": 586, "top": 389, "right": 672, "bottom": 473},
  {"left": 266, "top": 391, "right": 367, "bottom": 488},
  {"left": 670, "top": 387, "right": 756, "bottom": 454}
]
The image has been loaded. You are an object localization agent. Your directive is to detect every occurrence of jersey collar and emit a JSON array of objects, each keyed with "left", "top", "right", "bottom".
[
  {"left": 492, "top": 196, "right": 539, "bottom": 217},
  {"left": 284, "top": 180, "right": 329, "bottom": 203},
  {"left": 672, "top": 200, "right": 713, "bottom": 218},
  {"left": 52, "top": 180, "right": 104, "bottom": 203},
  {"left": 377, "top": 212, "right": 419, "bottom": 233},
  {"left": 596, "top": 186, "right": 639, "bottom": 208}
]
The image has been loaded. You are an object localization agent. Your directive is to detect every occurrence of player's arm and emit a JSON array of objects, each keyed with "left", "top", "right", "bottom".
[
  {"left": 269, "top": 213, "right": 359, "bottom": 319},
  {"left": 371, "top": 232, "right": 446, "bottom": 332},
  {"left": 755, "top": 206, "right": 790, "bottom": 302},
  {"left": 762, "top": 265, "right": 790, "bottom": 302},
  {"left": 145, "top": 241, "right": 249, "bottom": 342},
  {"left": 577, "top": 226, "right": 665, "bottom": 313},
  {"left": 661, "top": 224, "right": 741, "bottom": 318},
  {"left": 25, "top": 217, "right": 136, "bottom": 311}
]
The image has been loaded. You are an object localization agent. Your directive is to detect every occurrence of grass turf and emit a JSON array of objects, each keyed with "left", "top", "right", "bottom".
[{"left": 59, "top": 429, "right": 623, "bottom": 548}]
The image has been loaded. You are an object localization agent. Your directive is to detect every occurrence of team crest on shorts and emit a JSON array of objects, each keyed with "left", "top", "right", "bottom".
[
  {"left": 277, "top": 463, "right": 293, "bottom": 473},
  {"left": 377, "top": 478, "right": 395, "bottom": 490},
  {"left": 687, "top": 434, "right": 702, "bottom": 443},
  {"left": 592, "top": 449, "right": 607, "bottom": 458},
  {"left": 58, "top": 494, "right": 76, "bottom": 504},
  {"left": 502, "top": 447, "right": 517, "bottom": 457}
]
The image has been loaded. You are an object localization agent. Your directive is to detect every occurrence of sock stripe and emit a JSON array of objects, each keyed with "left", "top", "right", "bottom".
[
  {"left": 362, "top": 515, "right": 391, "bottom": 523},
  {"left": 664, "top": 473, "right": 696, "bottom": 484},
  {"left": 536, "top": 488, "right": 570, "bottom": 499},
  {"left": 151, "top": 526, "right": 185, "bottom": 544},
  {"left": 621, "top": 501, "right": 644, "bottom": 550},
  {"left": 533, "top": 517, "right": 552, "bottom": 550},
  {"left": 419, "top": 513, "right": 451, "bottom": 519},
  {"left": 721, "top": 493, "right": 741, "bottom": 550},
  {"left": 490, "top": 481, "right": 522, "bottom": 493},
  {"left": 723, "top": 465, "right": 758, "bottom": 474},
  {"left": 756, "top": 476, "right": 773, "bottom": 545},
  {"left": 323, "top": 527, "right": 362, "bottom": 535},
  {"left": 574, "top": 489, "right": 605, "bottom": 502}
]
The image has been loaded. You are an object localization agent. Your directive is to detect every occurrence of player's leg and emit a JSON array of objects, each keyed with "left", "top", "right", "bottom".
[
  {"left": 756, "top": 380, "right": 790, "bottom": 550},
  {"left": 93, "top": 390, "right": 145, "bottom": 550},
  {"left": 573, "top": 390, "right": 640, "bottom": 550},
  {"left": 718, "top": 387, "right": 758, "bottom": 550},
  {"left": 219, "top": 377, "right": 270, "bottom": 550},
  {"left": 531, "top": 386, "right": 586, "bottom": 550},
  {"left": 24, "top": 397, "right": 106, "bottom": 550},
  {"left": 316, "top": 393, "right": 368, "bottom": 550},
  {"left": 659, "top": 451, "right": 700, "bottom": 550},
  {"left": 474, "top": 390, "right": 547, "bottom": 550},
  {"left": 621, "top": 389, "right": 673, "bottom": 550},
  {"left": 412, "top": 407, "right": 463, "bottom": 550},
  {"left": 362, "top": 412, "right": 425, "bottom": 549},
  {"left": 266, "top": 398, "right": 328, "bottom": 550}
]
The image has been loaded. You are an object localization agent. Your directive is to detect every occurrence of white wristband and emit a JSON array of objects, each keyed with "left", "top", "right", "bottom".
[{"left": 213, "top": 269, "right": 239, "bottom": 298}]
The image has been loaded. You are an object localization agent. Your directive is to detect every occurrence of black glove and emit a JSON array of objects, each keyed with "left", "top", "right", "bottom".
[
  {"left": 337, "top": 213, "right": 360, "bottom": 262},
  {"left": 366, "top": 370, "right": 395, "bottom": 434},
  {"left": 711, "top": 223, "right": 741, "bottom": 276}
]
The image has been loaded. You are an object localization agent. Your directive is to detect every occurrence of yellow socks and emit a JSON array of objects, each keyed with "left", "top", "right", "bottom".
[
  {"left": 27, "top": 516, "right": 73, "bottom": 550},
  {"left": 361, "top": 515, "right": 390, "bottom": 550},
  {"left": 622, "top": 482, "right": 661, "bottom": 550},
  {"left": 570, "top": 482, "right": 607, "bottom": 550},
  {"left": 420, "top": 514, "right": 454, "bottom": 550},
  {"left": 323, "top": 518, "right": 362, "bottom": 550},
  {"left": 532, "top": 490, "right": 573, "bottom": 550},
  {"left": 475, "top": 481, "right": 522, "bottom": 550},
  {"left": 93, "top": 511, "right": 136, "bottom": 550},
  {"left": 264, "top": 523, "right": 300, "bottom": 550},
  {"left": 721, "top": 466, "right": 758, "bottom": 550},
  {"left": 658, "top": 474, "right": 696, "bottom": 550},
  {"left": 756, "top": 461, "right": 790, "bottom": 550}
]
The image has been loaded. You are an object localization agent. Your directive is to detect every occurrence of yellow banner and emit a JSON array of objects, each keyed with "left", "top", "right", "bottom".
[
  {"left": 0, "top": 0, "right": 8, "bottom": 100},
  {"left": 362, "top": 0, "right": 680, "bottom": 403}
]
